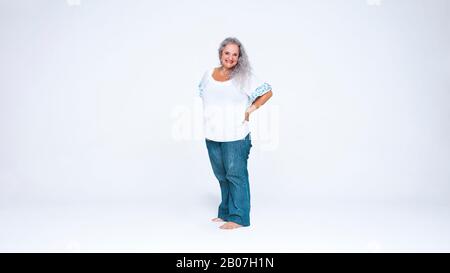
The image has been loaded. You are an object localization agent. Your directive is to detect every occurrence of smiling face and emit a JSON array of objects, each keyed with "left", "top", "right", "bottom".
[{"left": 220, "top": 43, "right": 240, "bottom": 69}]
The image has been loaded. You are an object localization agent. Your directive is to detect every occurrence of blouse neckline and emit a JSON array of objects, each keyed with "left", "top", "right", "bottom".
[{"left": 209, "top": 68, "right": 232, "bottom": 84}]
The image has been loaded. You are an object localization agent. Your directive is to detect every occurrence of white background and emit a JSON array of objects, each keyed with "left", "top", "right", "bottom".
[{"left": 1, "top": 0, "right": 449, "bottom": 252}]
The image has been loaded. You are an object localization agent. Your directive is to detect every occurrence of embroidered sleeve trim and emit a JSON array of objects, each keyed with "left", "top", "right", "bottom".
[{"left": 248, "top": 82, "right": 272, "bottom": 103}]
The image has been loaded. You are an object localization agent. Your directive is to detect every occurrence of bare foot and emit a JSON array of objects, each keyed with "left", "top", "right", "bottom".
[
  {"left": 219, "top": 222, "right": 243, "bottom": 229},
  {"left": 211, "top": 217, "right": 225, "bottom": 222}
]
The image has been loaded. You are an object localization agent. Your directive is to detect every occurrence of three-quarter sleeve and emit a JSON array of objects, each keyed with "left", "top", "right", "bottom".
[{"left": 244, "top": 73, "right": 272, "bottom": 103}]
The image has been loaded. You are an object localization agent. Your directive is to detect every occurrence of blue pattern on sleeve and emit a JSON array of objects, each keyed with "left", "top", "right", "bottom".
[
  {"left": 198, "top": 83, "right": 204, "bottom": 98},
  {"left": 248, "top": 82, "right": 272, "bottom": 103}
]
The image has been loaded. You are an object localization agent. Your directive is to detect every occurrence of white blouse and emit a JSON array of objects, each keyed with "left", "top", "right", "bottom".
[{"left": 198, "top": 68, "right": 272, "bottom": 142}]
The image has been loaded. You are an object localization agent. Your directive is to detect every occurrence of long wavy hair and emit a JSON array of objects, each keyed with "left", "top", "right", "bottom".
[{"left": 218, "top": 37, "right": 252, "bottom": 92}]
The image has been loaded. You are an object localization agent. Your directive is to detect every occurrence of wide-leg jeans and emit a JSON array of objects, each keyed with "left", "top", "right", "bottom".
[{"left": 205, "top": 133, "right": 252, "bottom": 227}]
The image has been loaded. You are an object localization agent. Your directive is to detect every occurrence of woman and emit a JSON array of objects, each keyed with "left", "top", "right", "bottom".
[{"left": 198, "top": 37, "right": 273, "bottom": 229}]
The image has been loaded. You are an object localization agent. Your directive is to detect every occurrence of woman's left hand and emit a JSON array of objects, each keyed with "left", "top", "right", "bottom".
[
  {"left": 243, "top": 104, "right": 257, "bottom": 123},
  {"left": 244, "top": 111, "right": 250, "bottom": 122}
]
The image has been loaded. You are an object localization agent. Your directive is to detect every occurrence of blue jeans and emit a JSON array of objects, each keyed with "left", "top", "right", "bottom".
[{"left": 205, "top": 133, "right": 252, "bottom": 227}]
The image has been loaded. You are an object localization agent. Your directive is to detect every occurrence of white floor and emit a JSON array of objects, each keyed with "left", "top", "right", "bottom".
[{"left": 1, "top": 196, "right": 449, "bottom": 253}]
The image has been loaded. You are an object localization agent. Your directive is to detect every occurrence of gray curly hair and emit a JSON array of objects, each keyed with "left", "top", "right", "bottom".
[{"left": 218, "top": 37, "right": 252, "bottom": 91}]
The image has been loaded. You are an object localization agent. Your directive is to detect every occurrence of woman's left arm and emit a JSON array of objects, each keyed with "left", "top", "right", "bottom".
[{"left": 245, "top": 90, "right": 273, "bottom": 121}]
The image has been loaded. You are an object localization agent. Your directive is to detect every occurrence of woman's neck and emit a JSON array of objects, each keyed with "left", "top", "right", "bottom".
[{"left": 219, "top": 66, "right": 232, "bottom": 76}]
